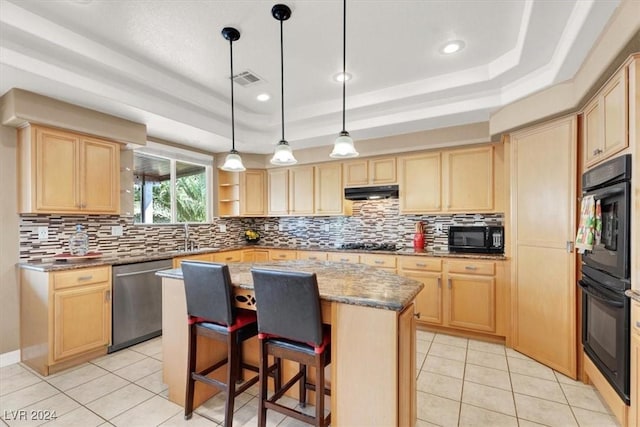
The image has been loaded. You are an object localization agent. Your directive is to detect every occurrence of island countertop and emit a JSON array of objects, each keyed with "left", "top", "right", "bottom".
[{"left": 157, "top": 259, "right": 423, "bottom": 312}]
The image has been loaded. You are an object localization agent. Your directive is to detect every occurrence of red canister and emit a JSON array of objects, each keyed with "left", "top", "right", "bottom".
[{"left": 413, "top": 221, "right": 425, "bottom": 250}]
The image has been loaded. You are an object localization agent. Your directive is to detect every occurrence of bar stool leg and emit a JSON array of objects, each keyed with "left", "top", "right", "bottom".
[
  {"left": 224, "top": 331, "right": 238, "bottom": 427},
  {"left": 258, "top": 340, "right": 269, "bottom": 427},
  {"left": 316, "top": 353, "right": 325, "bottom": 427},
  {"left": 299, "top": 364, "right": 307, "bottom": 408},
  {"left": 184, "top": 324, "right": 197, "bottom": 420}
]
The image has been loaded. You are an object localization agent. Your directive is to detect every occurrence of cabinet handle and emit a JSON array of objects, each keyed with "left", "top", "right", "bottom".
[
  {"left": 414, "top": 312, "right": 421, "bottom": 319},
  {"left": 566, "top": 241, "right": 574, "bottom": 253},
  {"left": 636, "top": 321, "right": 640, "bottom": 328},
  {"left": 279, "top": 254, "right": 286, "bottom": 258},
  {"left": 374, "top": 260, "right": 384, "bottom": 265},
  {"left": 77, "top": 275, "right": 93, "bottom": 281},
  {"left": 437, "top": 277, "right": 441, "bottom": 289},
  {"left": 447, "top": 278, "right": 452, "bottom": 289},
  {"left": 309, "top": 257, "right": 317, "bottom": 260},
  {"left": 105, "top": 290, "right": 111, "bottom": 302},
  {"left": 340, "top": 258, "right": 349, "bottom": 262},
  {"left": 464, "top": 266, "right": 478, "bottom": 271},
  {"left": 225, "top": 257, "right": 233, "bottom": 261},
  {"left": 593, "top": 148, "right": 603, "bottom": 155},
  {"left": 416, "top": 263, "right": 426, "bottom": 267}
]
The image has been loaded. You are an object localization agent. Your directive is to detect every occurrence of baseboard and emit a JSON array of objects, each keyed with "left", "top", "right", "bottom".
[{"left": 0, "top": 350, "right": 20, "bottom": 368}]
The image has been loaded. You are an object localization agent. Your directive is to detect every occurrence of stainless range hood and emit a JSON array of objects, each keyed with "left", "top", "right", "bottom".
[{"left": 344, "top": 185, "right": 399, "bottom": 201}]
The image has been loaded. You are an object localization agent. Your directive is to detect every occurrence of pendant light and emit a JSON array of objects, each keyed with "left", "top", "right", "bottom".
[
  {"left": 220, "top": 27, "right": 246, "bottom": 172},
  {"left": 270, "top": 4, "right": 297, "bottom": 166},
  {"left": 330, "top": 0, "right": 359, "bottom": 158}
]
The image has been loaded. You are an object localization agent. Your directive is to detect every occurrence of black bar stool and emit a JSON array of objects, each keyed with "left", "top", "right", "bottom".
[
  {"left": 251, "top": 268, "right": 331, "bottom": 427},
  {"left": 182, "top": 261, "right": 260, "bottom": 427}
]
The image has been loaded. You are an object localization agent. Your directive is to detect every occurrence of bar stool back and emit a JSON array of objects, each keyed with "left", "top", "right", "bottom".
[
  {"left": 182, "top": 261, "right": 260, "bottom": 427},
  {"left": 251, "top": 268, "right": 331, "bottom": 427}
]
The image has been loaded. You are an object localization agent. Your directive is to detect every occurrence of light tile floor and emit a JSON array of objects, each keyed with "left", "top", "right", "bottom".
[{"left": 0, "top": 332, "right": 621, "bottom": 427}]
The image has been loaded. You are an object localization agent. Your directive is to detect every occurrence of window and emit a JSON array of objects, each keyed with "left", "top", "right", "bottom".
[{"left": 133, "top": 150, "right": 212, "bottom": 224}]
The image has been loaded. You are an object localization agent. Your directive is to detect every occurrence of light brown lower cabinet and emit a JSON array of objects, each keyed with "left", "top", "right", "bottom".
[
  {"left": 269, "top": 249, "right": 297, "bottom": 261},
  {"left": 630, "top": 300, "right": 639, "bottom": 427},
  {"left": 398, "top": 302, "right": 417, "bottom": 427},
  {"left": 242, "top": 249, "right": 269, "bottom": 262},
  {"left": 400, "top": 258, "right": 506, "bottom": 338},
  {"left": 20, "top": 266, "right": 112, "bottom": 375}
]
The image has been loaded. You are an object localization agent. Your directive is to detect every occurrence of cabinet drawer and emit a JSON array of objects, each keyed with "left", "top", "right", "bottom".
[
  {"left": 270, "top": 250, "right": 297, "bottom": 261},
  {"left": 328, "top": 253, "right": 360, "bottom": 264},
  {"left": 446, "top": 260, "right": 495, "bottom": 276},
  {"left": 361, "top": 254, "right": 397, "bottom": 269},
  {"left": 214, "top": 251, "right": 242, "bottom": 263},
  {"left": 53, "top": 266, "right": 110, "bottom": 290},
  {"left": 398, "top": 256, "right": 441, "bottom": 272},
  {"left": 297, "top": 251, "right": 328, "bottom": 261},
  {"left": 633, "top": 301, "right": 640, "bottom": 335}
]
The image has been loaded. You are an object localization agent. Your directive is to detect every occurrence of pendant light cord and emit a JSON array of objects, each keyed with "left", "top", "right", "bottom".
[
  {"left": 341, "top": 0, "right": 347, "bottom": 134},
  {"left": 229, "top": 38, "right": 236, "bottom": 151},
  {"left": 280, "top": 19, "right": 285, "bottom": 141}
]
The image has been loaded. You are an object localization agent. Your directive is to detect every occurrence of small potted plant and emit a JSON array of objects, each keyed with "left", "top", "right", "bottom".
[{"left": 244, "top": 229, "right": 260, "bottom": 244}]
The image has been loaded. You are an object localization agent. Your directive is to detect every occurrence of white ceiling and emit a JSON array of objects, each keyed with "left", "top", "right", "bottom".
[{"left": 0, "top": 0, "right": 621, "bottom": 155}]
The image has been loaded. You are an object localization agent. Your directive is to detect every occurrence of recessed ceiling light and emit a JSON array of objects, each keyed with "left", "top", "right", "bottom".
[
  {"left": 256, "top": 93, "right": 270, "bottom": 102},
  {"left": 333, "top": 72, "right": 352, "bottom": 83},
  {"left": 440, "top": 40, "right": 465, "bottom": 54}
]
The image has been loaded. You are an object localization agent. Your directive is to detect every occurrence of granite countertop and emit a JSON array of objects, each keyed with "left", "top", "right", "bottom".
[
  {"left": 18, "top": 244, "right": 507, "bottom": 272},
  {"left": 158, "top": 260, "right": 423, "bottom": 312},
  {"left": 626, "top": 289, "right": 640, "bottom": 303}
]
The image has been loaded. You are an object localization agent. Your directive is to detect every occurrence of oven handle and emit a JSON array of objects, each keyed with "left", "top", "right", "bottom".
[{"left": 578, "top": 281, "right": 624, "bottom": 308}]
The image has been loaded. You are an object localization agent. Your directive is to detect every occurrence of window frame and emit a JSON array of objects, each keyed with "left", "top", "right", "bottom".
[{"left": 133, "top": 143, "right": 214, "bottom": 224}]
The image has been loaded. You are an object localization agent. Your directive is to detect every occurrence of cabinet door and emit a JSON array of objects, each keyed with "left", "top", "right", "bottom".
[
  {"left": 81, "top": 137, "right": 120, "bottom": 213},
  {"left": 289, "top": 166, "right": 314, "bottom": 215},
  {"left": 443, "top": 146, "right": 494, "bottom": 212},
  {"left": 399, "top": 153, "right": 441, "bottom": 213},
  {"left": 213, "top": 250, "right": 242, "bottom": 263},
  {"left": 343, "top": 160, "right": 369, "bottom": 186},
  {"left": 398, "top": 302, "right": 417, "bottom": 427},
  {"left": 583, "top": 98, "right": 602, "bottom": 166},
  {"left": 240, "top": 169, "right": 266, "bottom": 216},
  {"left": 510, "top": 116, "right": 577, "bottom": 378},
  {"left": 53, "top": 284, "right": 111, "bottom": 361},
  {"left": 601, "top": 69, "right": 628, "bottom": 159},
  {"left": 446, "top": 274, "right": 496, "bottom": 332},
  {"left": 268, "top": 169, "right": 289, "bottom": 215},
  {"left": 370, "top": 157, "right": 397, "bottom": 184},
  {"left": 35, "top": 127, "right": 80, "bottom": 212},
  {"left": 631, "top": 331, "right": 639, "bottom": 427},
  {"left": 297, "top": 251, "right": 328, "bottom": 261},
  {"left": 315, "top": 163, "right": 343, "bottom": 214},
  {"left": 401, "top": 271, "right": 442, "bottom": 325}
]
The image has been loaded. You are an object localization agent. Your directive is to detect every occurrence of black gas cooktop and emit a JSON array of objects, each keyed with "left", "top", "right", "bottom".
[{"left": 339, "top": 243, "right": 398, "bottom": 251}]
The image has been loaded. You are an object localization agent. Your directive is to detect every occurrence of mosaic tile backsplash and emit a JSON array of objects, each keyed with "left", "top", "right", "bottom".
[{"left": 19, "top": 200, "right": 503, "bottom": 263}]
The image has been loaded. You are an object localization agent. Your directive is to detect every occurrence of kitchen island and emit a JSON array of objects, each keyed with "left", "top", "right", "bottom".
[{"left": 157, "top": 260, "right": 423, "bottom": 426}]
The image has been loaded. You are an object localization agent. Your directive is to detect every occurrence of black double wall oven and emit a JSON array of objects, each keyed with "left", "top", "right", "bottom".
[{"left": 579, "top": 154, "right": 631, "bottom": 404}]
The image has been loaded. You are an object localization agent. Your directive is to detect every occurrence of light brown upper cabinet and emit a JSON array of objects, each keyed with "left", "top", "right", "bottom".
[
  {"left": 289, "top": 166, "right": 315, "bottom": 215},
  {"left": 218, "top": 169, "right": 267, "bottom": 217},
  {"left": 268, "top": 168, "right": 290, "bottom": 216},
  {"left": 399, "top": 152, "right": 441, "bottom": 213},
  {"left": 314, "top": 162, "right": 344, "bottom": 215},
  {"left": 399, "top": 145, "right": 494, "bottom": 214},
  {"left": 443, "top": 145, "right": 494, "bottom": 212},
  {"left": 18, "top": 124, "right": 120, "bottom": 214},
  {"left": 240, "top": 169, "right": 266, "bottom": 216},
  {"left": 582, "top": 66, "right": 628, "bottom": 168},
  {"left": 343, "top": 157, "right": 396, "bottom": 187}
]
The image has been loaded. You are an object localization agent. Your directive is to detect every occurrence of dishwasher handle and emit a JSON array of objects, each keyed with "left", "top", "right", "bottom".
[{"left": 115, "top": 267, "right": 169, "bottom": 278}]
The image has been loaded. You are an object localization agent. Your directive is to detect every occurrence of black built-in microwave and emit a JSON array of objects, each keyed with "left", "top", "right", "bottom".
[{"left": 448, "top": 226, "right": 504, "bottom": 254}]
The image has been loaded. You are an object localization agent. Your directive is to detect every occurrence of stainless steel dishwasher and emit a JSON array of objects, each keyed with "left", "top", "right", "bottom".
[{"left": 110, "top": 259, "right": 172, "bottom": 353}]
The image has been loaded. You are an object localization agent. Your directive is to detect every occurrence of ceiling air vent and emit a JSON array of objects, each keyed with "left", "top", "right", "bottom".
[{"left": 232, "top": 70, "right": 263, "bottom": 87}]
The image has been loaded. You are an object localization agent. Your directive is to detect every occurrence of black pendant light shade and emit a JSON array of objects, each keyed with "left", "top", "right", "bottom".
[
  {"left": 220, "top": 26, "right": 246, "bottom": 172},
  {"left": 330, "top": 0, "right": 358, "bottom": 158},
  {"left": 270, "top": 3, "right": 297, "bottom": 166}
]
